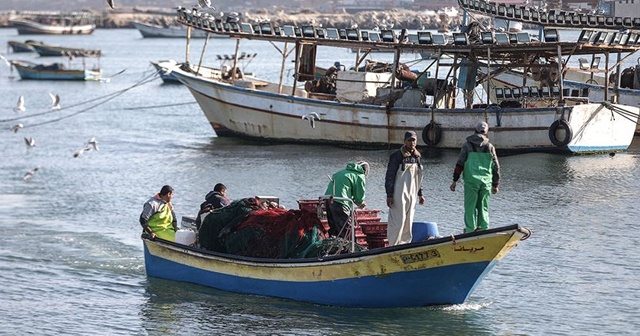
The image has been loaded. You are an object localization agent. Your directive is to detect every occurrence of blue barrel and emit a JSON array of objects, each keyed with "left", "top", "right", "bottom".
[{"left": 411, "top": 222, "right": 439, "bottom": 242}]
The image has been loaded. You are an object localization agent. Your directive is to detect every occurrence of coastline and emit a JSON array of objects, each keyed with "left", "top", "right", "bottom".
[{"left": 0, "top": 8, "right": 466, "bottom": 30}]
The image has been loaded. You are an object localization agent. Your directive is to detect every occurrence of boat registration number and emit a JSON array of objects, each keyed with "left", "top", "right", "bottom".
[{"left": 399, "top": 249, "right": 440, "bottom": 264}]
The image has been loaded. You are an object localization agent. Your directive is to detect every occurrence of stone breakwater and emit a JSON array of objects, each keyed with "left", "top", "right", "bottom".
[{"left": 0, "top": 8, "right": 465, "bottom": 30}]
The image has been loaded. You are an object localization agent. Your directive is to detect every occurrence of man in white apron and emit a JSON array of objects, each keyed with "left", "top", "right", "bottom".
[{"left": 385, "top": 131, "right": 425, "bottom": 245}]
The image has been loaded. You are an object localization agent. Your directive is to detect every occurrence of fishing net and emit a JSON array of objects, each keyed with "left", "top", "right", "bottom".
[{"left": 198, "top": 199, "right": 367, "bottom": 258}]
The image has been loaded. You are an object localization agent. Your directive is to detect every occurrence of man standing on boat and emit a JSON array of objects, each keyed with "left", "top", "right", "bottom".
[
  {"left": 139, "top": 185, "right": 177, "bottom": 241},
  {"left": 450, "top": 122, "right": 500, "bottom": 233},
  {"left": 385, "top": 131, "right": 425, "bottom": 245},
  {"left": 324, "top": 161, "right": 369, "bottom": 238}
]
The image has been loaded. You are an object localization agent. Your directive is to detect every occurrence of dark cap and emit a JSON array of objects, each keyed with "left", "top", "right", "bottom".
[{"left": 404, "top": 131, "right": 417, "bottom": 141}]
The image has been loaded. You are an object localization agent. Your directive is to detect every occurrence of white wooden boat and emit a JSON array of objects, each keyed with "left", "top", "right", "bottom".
[
  {"left": 9, "top": 18, "right": 95, "bottom": 35},
  {"left": 167, "top": 6, "right": 640, "bottom": 154}
]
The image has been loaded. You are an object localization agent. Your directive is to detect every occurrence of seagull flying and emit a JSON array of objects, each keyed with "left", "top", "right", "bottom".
[
  {"left": 73, "top": 147, "right": 86, "bottom": 158},
  {"left": 24, "top": 137, "right": 35, "bottom": 150},
  {"left": 49, "top": 93, "right": 61, "bottom": 110},
  {"left": 87, "top": 136, "right": 99, "bottom": 151},
  {"left": 106, "top": 0, "right": 115, "bottom": 9},
  {"left": 10, "top": 123, "right": 24, "bottom": 133},
  {"left": 301, "top": 112, "right": 321, "bottom": 129},
  {"left": 14, "top": 95, "right": 25, "bottom": 112},
  {"left": 0, "top": 53, "right": 10, "bottom": 67},
  {"left": 198, "top": 0, "right": 213, "bottom": 8},
  {"left": 23, "top": 167, "right": 39, "bottom": 181}
]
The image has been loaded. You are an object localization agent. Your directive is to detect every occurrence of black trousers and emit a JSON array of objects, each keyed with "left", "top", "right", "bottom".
[{"left": 325, "top": 199, "right": 352, "bottom": 238}]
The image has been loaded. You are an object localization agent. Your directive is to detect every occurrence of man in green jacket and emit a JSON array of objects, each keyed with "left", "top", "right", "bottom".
[
  {"left": 450, "top": 122, "right": 501, "bottom": 233},
  {"left": 139, "top": 185, "right": 178, "bottom": 241},
  {"left": 324, "top": 161, "right": 369, "bottom": 238}
]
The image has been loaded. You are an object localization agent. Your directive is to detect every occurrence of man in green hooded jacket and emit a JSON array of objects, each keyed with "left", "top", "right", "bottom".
[
  {"left": 324, "top": 161, "right": 369, "bottom": 238},
  {"left": 450, "top": 122, "right": 500, "bottom": 233}
]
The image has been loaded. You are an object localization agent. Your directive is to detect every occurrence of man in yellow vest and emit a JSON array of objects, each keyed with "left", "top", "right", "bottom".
[{"left": 139, "top": 185, "right": 178, "bottom": 241}]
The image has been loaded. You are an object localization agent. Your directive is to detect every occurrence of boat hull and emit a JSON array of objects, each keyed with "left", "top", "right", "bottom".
[
  {"left": 10, "top": 19, "right": 95, "bottom": 35},
  {"left": 31, "top": 44, "right": 100, "bottom": 57},
  {"left": 151, "top": 60, "right": 181, "bottom": 83},
  {"left": 144, "top": 224, "right": 526, "bottom": 308},
  {"left": 133, "top": 21, "right": 224, "bottom": 39},
  {"left": 12, "top": 62, "right": 102, "bottom": 81},
  {"left": 170, "top": 64, "right": 638, "bottom": 153},
  {"left": 484, "top": 68, "right": 640, "bottom": 134}
]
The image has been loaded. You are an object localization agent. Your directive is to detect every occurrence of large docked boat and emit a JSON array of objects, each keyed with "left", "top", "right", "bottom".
[
  {"left": 132, "top": 21, "right": 227, "bottom": 39},
  {"left": 164, "top": 4, "right": 640, "bottom": 154}
]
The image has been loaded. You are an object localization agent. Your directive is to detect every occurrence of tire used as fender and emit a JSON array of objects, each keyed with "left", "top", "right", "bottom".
[
  {"left": 548, "top": 119, "right": 573, "bottom": 147},
  {"left": 422, "top": 122, "right": 442, "bottom": 146}
]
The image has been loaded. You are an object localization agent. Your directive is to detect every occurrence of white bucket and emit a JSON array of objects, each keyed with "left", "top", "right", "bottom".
[{"left": 175, "top": 229, "right": 196, "bottom": 246}]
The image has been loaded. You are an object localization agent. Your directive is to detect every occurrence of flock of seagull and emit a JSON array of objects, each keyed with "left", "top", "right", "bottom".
[
  {"left": 9, "top": 93, "right": 100, "bottom": 181},
  {"left": 16, "top": 0, "right": 213, "bottom": 182}
]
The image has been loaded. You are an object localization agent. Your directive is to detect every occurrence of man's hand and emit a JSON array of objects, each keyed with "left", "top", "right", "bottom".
[
  {"left": 492, "top": 186, "right": 499, "bottom": 194},
  {"left": 419, "top": 195, "right": 425, "bottom": 205},
  {"left": 450, "top": 181, "right": 457, "bottom": 191},
  {"left": 358, "top": 202, "right": 366, "bottom": 209},
  {"left": 386, "top": 197, "right": 393, "bottom": 208}
]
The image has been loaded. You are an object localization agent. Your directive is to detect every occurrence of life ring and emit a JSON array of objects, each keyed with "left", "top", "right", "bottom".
[
  {"left": 422, "top": 122, "right": 442, "bottom": 146},
  {"left": 548, "top": 119, "right": 573, "bottom": 147}
]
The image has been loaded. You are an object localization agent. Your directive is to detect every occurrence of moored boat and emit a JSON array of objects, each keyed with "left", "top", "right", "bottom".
[
  {"left": 10, "top": 60, "right": 102, "bottom": 81},
  {"left": 167, "top": 5, "right": 640, "bottom": 154},
  {"left": 7, "top": 40, "right": 43, "bottom": 53},
  {"left": 9, "top": 16, "right": 95, "bottom": 35},
  {"left": 143, "top": 196, "right": 531, "bottom": 308},
  {"left": 30, "top": 43, "right": 101, "bottom": 57},
  {"left": 133, "top": 21, "right": 226, "bottom": 39},
  {"left": 151, "top": 59, "right": 181, "bottom": 83}
]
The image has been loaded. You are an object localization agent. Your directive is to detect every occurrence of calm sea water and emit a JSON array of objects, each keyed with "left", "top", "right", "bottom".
[{"left": 1, "top": 28, "right": 640, "bottom": 335}]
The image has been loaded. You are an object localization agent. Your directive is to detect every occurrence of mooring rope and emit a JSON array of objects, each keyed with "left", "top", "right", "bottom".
[{"left": 0, "top": 70, "right": 161, "bottom": 128}]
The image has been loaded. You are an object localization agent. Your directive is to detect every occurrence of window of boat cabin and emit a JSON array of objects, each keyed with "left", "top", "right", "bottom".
[{"left": 296, "top": 44, "right": 317, "bottom": 81}]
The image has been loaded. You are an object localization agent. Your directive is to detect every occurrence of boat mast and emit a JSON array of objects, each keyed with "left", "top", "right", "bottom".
[
  {"left": 185, "top": 25, "right": 192, "bottom": 67},
  {"left": 231, "top": 38, "right": 240, "bottom": 82}
]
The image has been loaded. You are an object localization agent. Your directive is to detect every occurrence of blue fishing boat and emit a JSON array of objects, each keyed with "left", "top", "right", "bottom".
[
  {"left": 143, "top": 200, "right": 530, "bottom": 308},
  {"left": 10, "top": 60, "right": 102, "bottom": 81}
]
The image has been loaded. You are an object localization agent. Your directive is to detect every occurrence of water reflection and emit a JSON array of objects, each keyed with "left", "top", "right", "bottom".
[{"left": 140, "top": 277, "right": 500, "bottom": 335}]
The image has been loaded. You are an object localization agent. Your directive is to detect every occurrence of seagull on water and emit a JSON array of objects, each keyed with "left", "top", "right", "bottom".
[
  {"left": 49, "top": 93, "right": 61, "bottom": 110},
  {"left": 10, "top": 124, "right": 24, "bottom": 133},
  {"left": 106, "top": 0, "right": 115, "bottom": 9},
  {"left": 302, "top": 112, "right": 321, "bottom": 129},
  {"left": 14, "top": 95, "right": 25, "bottom": 113},
  {"left": 23, "top": 167, "right": 38, "bottom": 181}
]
